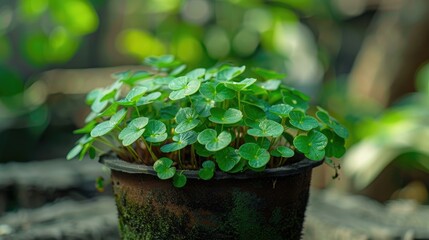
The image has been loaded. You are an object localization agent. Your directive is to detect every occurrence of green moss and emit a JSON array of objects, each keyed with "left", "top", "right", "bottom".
[{"left": 113, "top": 175, "right": 310, "bottom": 240}]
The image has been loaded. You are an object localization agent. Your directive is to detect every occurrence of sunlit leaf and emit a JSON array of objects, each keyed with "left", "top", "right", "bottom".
[{"left": 209, "top": 108, "right": 243, "bottom": 124}]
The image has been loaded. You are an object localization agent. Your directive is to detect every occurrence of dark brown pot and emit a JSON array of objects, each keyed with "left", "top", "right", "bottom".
[{"left": 100, "top": 155, "right": 323, "bottom": 240}]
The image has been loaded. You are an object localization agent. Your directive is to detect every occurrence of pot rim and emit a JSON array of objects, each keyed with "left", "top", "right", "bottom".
[{"left": 100, "top": 154, "right": 323, "bottom": 179}]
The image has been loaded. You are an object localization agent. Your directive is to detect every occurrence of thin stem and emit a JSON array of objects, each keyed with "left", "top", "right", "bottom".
[
  {"left": 178, "top": 149, "right": 183, "bottom": 168},
  {"left": 190, "top": 144, "right": 197, "bottom": 168},
  {"left": 237, "top": 92, "right": 241, "bottom": 111},
  {"left": 126, "top": 145, "right": 140, "bottom": 161},
  {"left": 135, "top": 106, "right": 141, "bottom": 117},
  {"left": 141, "top": 137, "right": 157, "bottom": 161}
]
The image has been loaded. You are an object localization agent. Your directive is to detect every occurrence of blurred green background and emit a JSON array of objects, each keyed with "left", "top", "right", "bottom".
[{"left": 1, "top": 0, "right": 428, "bottom": 203}]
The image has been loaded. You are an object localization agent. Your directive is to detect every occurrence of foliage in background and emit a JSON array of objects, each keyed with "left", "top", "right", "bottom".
[{"left": 343, "top": 63, "right": 429, "bottom": 189}]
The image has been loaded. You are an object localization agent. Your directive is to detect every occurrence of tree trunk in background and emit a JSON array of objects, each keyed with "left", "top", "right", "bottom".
[{"left": 348, "top": 0, "right": 429, "bottom": 106}]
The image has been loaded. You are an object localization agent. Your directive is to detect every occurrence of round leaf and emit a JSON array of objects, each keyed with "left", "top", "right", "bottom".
[
  {"left": 215, "top": 147, "right": 241, "bottom": 172},
  {"left": 109, "top": 108, "right": 127, "bottom": 125},
  {"left": 293, "top": 130, "right": 328, "bottom": 161},
  {"left": 271, "top": 146, "right": 294, "bottom": 158},
  {"left": 199, "top": 82, "right": 235, "bottom": 102},
  {"left": 136, "top": 92, "right": 161, "bottom": 106},
  {"left": 316, "top": 110, "right": 349, "bottom": 139},
  {"left": 197, "top": 129, "right": 232, "bottom": 151},
  {"left": 247, "top": 119, "right": 284, "bottom": 137},
  {"left": 199, "top": 160, "right": 215, "bottom": 180},
  {"left": 269, "top": 104, "right": 293, "bottom": 118},
  {"left": 322, "top": 129, "right": 346, "bottom": 158},
  {"left": 130, "top": 117, "right": 149, "bottom": 129},
  {"left": 173, "top": 172, "right": 187, "bottom": 188},
  {"left": 125, "top": 86, "right": 148, "bottom": 102},
  {"left": 90, "top": 121, "right": 114, "bottom": 137},
  {"left": 186, "top": 68, "right": 206, "bottom": 79},
  {"left": 217, "top": 66, "right": 246, "bottom": 81},
  {"left": 238, "top": 143, "right": 270, "bottom": 168},
  {"left": 144, "top": 120, "right": 168, "bottom": 143},
  {"left": 289, "top": 110, "right": 318, "bottom": 131},
  {"left": 209, "top": 108, "right": 243, "bottom": 124},
  {"left": 121, "top": 128, "right": 145, "bottom": 146},
  {"left": 153, "top": 158, "right": 176, "bottom": 180},
  {"left": 222, "top": 78, "right": 256, "bottom": 91}
]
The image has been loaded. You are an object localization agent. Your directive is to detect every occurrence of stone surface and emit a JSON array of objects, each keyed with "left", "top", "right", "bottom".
[
  {"left": 303, "top": 190, "right": 429, "bottom": 240},
  {"left": 0, "top": 158, "right": 110, "bottom": 213},
  {"left": 0, "top": 197, "right": 118, "bottom": 240}
]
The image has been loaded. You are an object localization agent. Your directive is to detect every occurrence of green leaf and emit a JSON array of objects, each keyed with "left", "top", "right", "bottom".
[
  {"left": 168, "top": 76, "right": 201, "bottom": 100},
  {"left": 227, "top": 159, "right": 246, "bottom": 173},
  {"left": 160, "top": 141, "right": 187, "bottom": 153},
  {"left": 173, "top": 131, "right": 198, "bottom": 144},
  {"left": 121, "top": 128, "right": 145, "bottom": 146},
  {"left": 67, "top": 144, "right": 83, "bottom": 160},
  {"left": 176, "top": 107, "right": 198, "bottom": 122},
  {"left": 214, "top": 147, "right": 241, "bottom": 172},
  {"left": 86, "top": 88, "right": 102, "bottom": 105},
  {"left": 160, "top": 105, "right": 179, "bottom": 120},
  {"left": 209, "top": 108, "right": 243, "bottom": 124},
  {"left": 316, "top": 109, "right": 349, "bottom": 139},
  {"left": 222, "top": 78, "right": 256, "bottom": 91},
  {"left": 289, "top": 110, "right": 319, "bottom": 131},
  {"left": 129, "top": 117, "right": 149, "bottom": 129},
  {"left": 197, "top": 129, "right": 232, "bottom": 151},
  {"left": 194, "top": 143, "right": 214, "bottom": 157},
  {"left": 322, "top": 129, "right": 346, "bottom": 158},
  {"left": 293, "top": 130, "right": 328, "bottom": 161},
  {"left": 199, "top": 82, "right": 235, "bottom": 102},
  {"left": 199, "top": 160, "right": 215, "bottom": 180},
  {"left": 125, "top": 86, "right": 148, "bottom": 102},
  {"left": 175, "top": 108, "right": 200, "bottom": 133},
  {"left": 161, "top": 131, "right": 197, "bottom": 153},
  {"left": 173, "top": 172, "right": 187, "bottom": 188},
  {"left": 144, "top": 55, "right": 180, "bottom": 69},
  {"left": 247, "top": 119, "right": 284, "bottom": 137},
  {"left": 259, "top": 80, "right": 282, "bottom": 91},
  {"left": 193, "top": 96, "right": 215, "bottom": 117},
  {"left": 98, "top": 103, "right": 118, "bottom": 118},
  {"left": 153, "top": 158, "right": 176, "bottom": 180},
  {"left": 73, "top": 121, "right": 97, "bottom": 134},
  {"left": 282, "top": 89, "right": 309, "bottom": 110},
  {"left": 144, "top": 120, "right": 168, "bottom": 143},
  {"left": 271, "top": 146, "right": 294, "bottom": 158},
  {"left": 217, "top": 65, "right": 246, "bottom": 81},
  {"left": 170, "top": 64, "right": 186, "bottom": 76},
  {"left": 121, "top": 70, "right": 151, "bottom": 85},
  {"left": 186, "top": 68, "right": 206, "bottom": 79},
  {"left": 269, "top": 104, "right": 293, "bottom": 118},
  {"left": 90, "top": 121, "right": 115, "bottom": 137},
  {"left": 91, "top": 93, "right": 109, "bottom": 113},
  {"left": 109, "top": 108, "right": 127, "bottom": 125},
  {"left": 239, "top": 143, "right": 270, "bottom": 168},
  {"left": 136, "top": 92, "right": 161, "bottom": 106},
  {"left": 252, "top": 67, "right": 286, "bottom": 79}
]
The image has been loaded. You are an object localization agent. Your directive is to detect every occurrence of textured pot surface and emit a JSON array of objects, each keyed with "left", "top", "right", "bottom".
[{"left": 103, "top": 156, "right": 322, "bottom": 240}]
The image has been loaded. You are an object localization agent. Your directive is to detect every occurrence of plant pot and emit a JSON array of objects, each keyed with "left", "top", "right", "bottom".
[{"left": 100, "top": 155, "right": 323, "bottom": 240}]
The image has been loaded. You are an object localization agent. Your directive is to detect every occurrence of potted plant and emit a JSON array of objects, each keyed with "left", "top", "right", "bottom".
[{"left": 68, "top": 55, "right": 347, "bottom": 240}]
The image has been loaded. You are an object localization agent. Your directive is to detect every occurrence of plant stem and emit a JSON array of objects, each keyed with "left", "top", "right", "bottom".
[
  {"left": 141, "top": 137, "right": 157, "bottom": 161},
  {"left": 178, "top": 149, "right": 183, "bottom": 168},
  {"left": 190, "top": 144, "right": 197, "bottom": 168},
  {"left": 135, "top": 106, "right": 141, "bottom": 117},
  {"left": 237, "top": 92, "right": 241, "bottom": 111},
  {"left": 126, "top": 145, "right": 140, "bottom": 161}
]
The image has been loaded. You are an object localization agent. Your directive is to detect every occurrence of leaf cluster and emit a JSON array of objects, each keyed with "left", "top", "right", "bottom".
[{"left": 68, "top": 55, "right": 348, "bottom": 187}]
